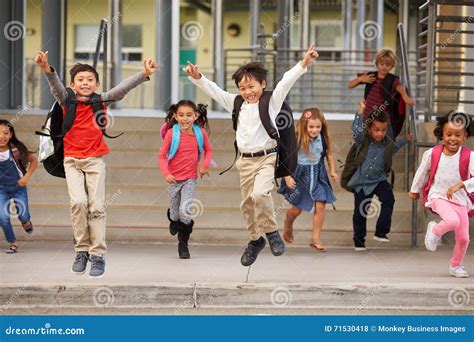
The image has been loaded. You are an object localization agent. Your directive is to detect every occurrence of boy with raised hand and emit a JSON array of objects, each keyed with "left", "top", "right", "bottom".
[
  {"left": 183, "top": 44, "right": 318, "bottom": 266},
  {"left": 35, "top": 50, "right": 157, "bottom": 278}
]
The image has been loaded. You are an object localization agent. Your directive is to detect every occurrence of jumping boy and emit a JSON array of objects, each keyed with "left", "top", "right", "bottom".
[
  {"left": 347, "top": 99, "right": 410, "bottom": 250},
  {"left": 35, "top": 51, "right": 157, "bottom": 277},
  {"left": 183, "top": 44, "right": 318, "bottom": 266}
]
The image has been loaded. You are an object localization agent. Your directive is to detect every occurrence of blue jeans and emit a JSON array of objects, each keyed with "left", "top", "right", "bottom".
[
  {"left": 0, "top": 183, "right": 31, "bottom": 243},
  {"left": 352, "top": 180, "right": 395, "bottom": 247}
]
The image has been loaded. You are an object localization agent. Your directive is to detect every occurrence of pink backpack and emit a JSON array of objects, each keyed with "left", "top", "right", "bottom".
[{"left": 422, "top": 144, "right": 474, "bottom": 216}]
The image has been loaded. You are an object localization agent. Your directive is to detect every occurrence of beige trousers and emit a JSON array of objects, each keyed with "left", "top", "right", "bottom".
[
  {"left": 64, "top": 157, "right": 106, "bottom": 255},
  {"left": 235, "top": 153, "right": 278, "bottom": 241}
]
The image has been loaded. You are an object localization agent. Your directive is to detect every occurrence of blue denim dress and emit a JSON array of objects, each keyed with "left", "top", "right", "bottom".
[{"left": 278, "top": 135, "right": 336, "bottom": 212}]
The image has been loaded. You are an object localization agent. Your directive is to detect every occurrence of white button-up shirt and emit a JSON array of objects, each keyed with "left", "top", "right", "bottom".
[{"left": 189, "top": 63, "right": 307, "bottom": 153}]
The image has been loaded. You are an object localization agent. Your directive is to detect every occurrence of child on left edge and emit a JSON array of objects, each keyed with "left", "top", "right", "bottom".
[
  {"left": 0, "top": 120, "right": 38, "bottom": 253},
  {"left": 158, "top": 100, "right": 213, "bottom": 259}
]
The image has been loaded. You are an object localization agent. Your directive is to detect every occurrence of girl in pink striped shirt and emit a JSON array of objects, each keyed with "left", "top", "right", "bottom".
[{"left": 158, "top": 100, "right": 213, "bottom": 259}]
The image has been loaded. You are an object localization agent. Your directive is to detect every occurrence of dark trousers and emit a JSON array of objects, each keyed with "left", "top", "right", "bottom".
[{"left": 352, "top": 180, "right": 395, "bottom": 247}]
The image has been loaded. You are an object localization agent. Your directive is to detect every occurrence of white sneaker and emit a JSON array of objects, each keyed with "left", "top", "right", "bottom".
[
  {"left": 354, "top": 246, "right": 366, "bottom": 251},
  {"left": 373, "top": 235, "right": 390, "bottom": 243},
  {"left": 424, "top": 221, "right": 441, "bottom": 252},
  {"left": 449, "top": 265, "right": 469, "bottom": 278}
]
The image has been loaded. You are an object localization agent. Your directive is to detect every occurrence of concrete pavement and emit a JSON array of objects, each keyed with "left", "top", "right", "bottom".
[{"left": 0, "top": 241, "right": 472, "bottom": 315}]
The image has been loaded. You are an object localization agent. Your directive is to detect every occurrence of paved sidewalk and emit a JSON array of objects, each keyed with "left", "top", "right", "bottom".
[{"left": 0, "top": 241, "right": 472, "bottom": 314}]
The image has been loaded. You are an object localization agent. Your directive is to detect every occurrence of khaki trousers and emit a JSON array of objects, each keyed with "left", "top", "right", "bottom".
[
  {"left": 235, "top": 153, "right": 278, "bottom": 241},
  {"left": 64, "top": 157, "right": 106, "bottom": 255}
]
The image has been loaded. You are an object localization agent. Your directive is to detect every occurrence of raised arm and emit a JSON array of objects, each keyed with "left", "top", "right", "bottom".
[
  {"left": 35, "top": 51, "right": 68, "bottom": 104},
  {"left": 352, "top": 99, "right": 366, "bottom": 147},
  {"left": 102, "top": 58, "right": 156, "bottom": 102},
  {"left": 184, "top": 62, "right": 236, "bottom": 113},
  {"left": 269, "top": 43, "right": 317, "bottom": 116}
]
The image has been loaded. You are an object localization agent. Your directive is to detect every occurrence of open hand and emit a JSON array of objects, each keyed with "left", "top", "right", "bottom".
[
  {"left": 359, "top": 72, "right": 375, "bottom": 84},
  {"left": 408, "top": 192, "right": 419, "bottom": 200}
]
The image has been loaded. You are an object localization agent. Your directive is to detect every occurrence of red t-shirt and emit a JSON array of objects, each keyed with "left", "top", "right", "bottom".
[
  {"left": 158, "top": 127, "right": 213, "bottom": 181},
  {"left": 62, "top": 103, "right": 110, "bottom": 158},
  {"left": 363, "top": 76, "right": 400, "bottom": 119}
]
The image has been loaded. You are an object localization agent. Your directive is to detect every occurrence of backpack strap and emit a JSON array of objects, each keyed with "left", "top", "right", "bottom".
[
  {"left": 168, "top": 124, "right": 181, "bottom": 160},
  {"left": 422, "top": 144, "right": 443, "bottom": 205},
  {"left": 258, "top": 91, "right": 279, "bottom": 141},
  {"left": 192, "top": 124, "right": 204, "bottom": 154},
  {"left": 231, "top": 95, "right": 245, "bottom": 131},
  {"left": 220, "top": 96, "right": 245, "bottom": 175},
  {"left": 459, "top": 146, "right": 471, "bottom": 181},
  {"left": 87, "top": 93, "right": 124, "bottom": 139},
  {"left": 60, "top": 89, "right": 122, "bottom": 139},
  {"left": 61, "top": 88, "right": 78, "bottom": 136},
  {"left": 168, "top": 124, "right": 203, "bottom": 160}
]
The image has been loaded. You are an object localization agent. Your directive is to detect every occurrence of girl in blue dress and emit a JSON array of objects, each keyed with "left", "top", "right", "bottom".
[{"left": 278, "top": 108, "right": 337, "bottom": 252}]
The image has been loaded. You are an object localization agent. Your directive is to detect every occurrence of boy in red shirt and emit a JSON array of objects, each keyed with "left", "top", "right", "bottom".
[
  {"left": 35, "top": 51, "right": 156, "bottom": 277},
  {"left": 347, "top": 49, "right": 415, "bottom": 138}
]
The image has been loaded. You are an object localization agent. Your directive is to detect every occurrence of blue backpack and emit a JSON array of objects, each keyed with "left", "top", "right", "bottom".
[{"left": 168, "top": 123, "right": 204, "bottom": 160}]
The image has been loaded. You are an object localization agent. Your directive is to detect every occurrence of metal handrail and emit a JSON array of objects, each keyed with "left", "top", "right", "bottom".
[{"left": 398, "top": 23, "right": 435, "bottom": 248}]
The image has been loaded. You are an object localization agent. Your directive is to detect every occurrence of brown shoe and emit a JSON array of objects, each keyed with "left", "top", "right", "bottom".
[{"left": 21, "top": 221, "right": 33, "bottom": 234}]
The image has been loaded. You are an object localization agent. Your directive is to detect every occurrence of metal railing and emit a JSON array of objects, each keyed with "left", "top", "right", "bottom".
[
  {"left": 224, "top": 47, "right": 418, "bottom": 113},
  {"left": 398, "top": 23, "right": 435, "bottom": 249},
  {"left": 410, "top": 0, "right": 474, "bottom": 248},
  {"left": 418, "top": 0, "right": 474, "bottom": 120}
]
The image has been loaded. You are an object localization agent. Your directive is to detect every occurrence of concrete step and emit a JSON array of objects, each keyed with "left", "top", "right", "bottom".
[
  {"left": 19, "top": 224, "right": 421, "bottom": 247},
  {"left": 26, "top": 183, "right": 413, "bottom": 211},
  {"left": 1, "top": 242, "right": 472, "bottom": 314},
  {"left": 4, "top": 115, "right": 359, "bottom": 134},
  {"left": 30, "top": 163, "right": 411, "bottom": 192},
  {"left": 23, "top": 203, "right": 412, "bottom": 229}
]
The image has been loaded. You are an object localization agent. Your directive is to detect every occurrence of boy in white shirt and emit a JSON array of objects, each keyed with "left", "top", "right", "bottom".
[{"left": 183, "top": 44, "right": 319, "bottom": 266}]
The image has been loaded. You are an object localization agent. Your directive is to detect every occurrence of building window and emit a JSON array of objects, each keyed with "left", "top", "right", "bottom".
[
  {"left": 74, "top": 24, "right": 143, "bottom": 62},
  {"left": 310, "top": 20, "right": 342, "bottom": 60}
]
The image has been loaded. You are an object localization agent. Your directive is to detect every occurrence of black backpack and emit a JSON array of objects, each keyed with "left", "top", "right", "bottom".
[
  {"left": 364, "top": 72, "right": 406, "bottom": 138},
  {"left": 340, "top": 133, "right": 394, "bottom": 193},
  {"left": 36, "top": 88, "right": 123, "bottom": 178},
  {"left": 220, "top": 91, "right": 298, "bottom": 179}
]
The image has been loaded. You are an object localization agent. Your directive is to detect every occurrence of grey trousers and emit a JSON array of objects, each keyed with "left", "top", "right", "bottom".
[{"left": 168, "top": 178, "right": 197, "bottom": 224}]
